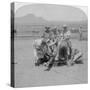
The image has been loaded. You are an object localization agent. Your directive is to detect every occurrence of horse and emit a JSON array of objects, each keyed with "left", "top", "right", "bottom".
[{"left": 33, "top": 38, "right": 50, "bottom": 66}]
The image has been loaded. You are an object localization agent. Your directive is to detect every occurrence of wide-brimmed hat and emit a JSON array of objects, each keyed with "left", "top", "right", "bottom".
[
  {"left": 63, "top": 24, "right": 67, "bottom": 29},
  {"left": 44, "top": 26, "right": 51, "bottom": 33}
]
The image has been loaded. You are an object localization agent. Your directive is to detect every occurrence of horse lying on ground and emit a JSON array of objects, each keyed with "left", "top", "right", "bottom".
[{"left": 33, "top": 38, "right": 83, "bottom": 71}]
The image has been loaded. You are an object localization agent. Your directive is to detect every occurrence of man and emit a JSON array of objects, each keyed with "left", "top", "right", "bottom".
[
  {"left": 55, "top": 25, "right": 72, "bottom": 61},
  {"left": 79, "top": 26, "right": 82, "bottom": 40},
  {"left": 34, "top": 26, "right": 51, "bottom": 66},
  {"left": 45, "top": 28, "right": 58, "bottom": 70},
  {"left": 42, "top": 26, "right": 52, "bottom": 44},
  {"left": 63, "top": 25, "right": 72, "bottom": 47}
]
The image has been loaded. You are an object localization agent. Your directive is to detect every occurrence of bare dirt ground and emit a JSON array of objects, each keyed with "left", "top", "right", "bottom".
[{"left": 14, "top": 38, "right": 88, "bottom": 87}]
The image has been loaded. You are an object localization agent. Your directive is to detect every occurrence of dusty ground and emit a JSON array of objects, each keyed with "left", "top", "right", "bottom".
[{"left": 14, "top": 38, "right": 88, "bottom": 87}]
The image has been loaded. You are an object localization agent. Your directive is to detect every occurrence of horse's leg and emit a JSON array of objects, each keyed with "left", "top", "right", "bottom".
[
  {"left": 66, "top": 47, "right": 74, "bottom": 66},
  {"left": 45, "top": 56, "right": 54, "bottom": 71},
  {"left": 35, "top": 58, "right": 41, "bottom": 66}
]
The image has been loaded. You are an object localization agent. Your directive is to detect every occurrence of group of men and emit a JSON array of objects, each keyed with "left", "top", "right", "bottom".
[
  {"left": 34, "top": 25, "right": 83, "bottom": 70},
  {"left": 35, "top": 25, "right": 72, "bottom": 70},
  {"left": 37, "top": 25, "right": 71, "bottom": 70},
  {"left": 41, "top": 25, "right": 72, "bottom": 57}
]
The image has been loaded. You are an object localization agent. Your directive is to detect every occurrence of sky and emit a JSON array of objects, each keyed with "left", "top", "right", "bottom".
[{"left": 15, "top": 2, "right": 88, "bottom": 22}]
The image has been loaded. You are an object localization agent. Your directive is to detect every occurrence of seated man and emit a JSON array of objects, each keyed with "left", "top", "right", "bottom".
[
  {"left": 55, "top": 25, "right": 72, "bottom": 61},
  {"left": 45, "top": 30, "right": 58, "bottom": 70},
  {"left": 63, "top": 25, "right": 72, "bottom": 54}
]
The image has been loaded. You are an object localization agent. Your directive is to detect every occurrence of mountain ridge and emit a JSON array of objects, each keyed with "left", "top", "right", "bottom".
[{"left": 15, "top": 14, "right": 87, "bottom": 25}]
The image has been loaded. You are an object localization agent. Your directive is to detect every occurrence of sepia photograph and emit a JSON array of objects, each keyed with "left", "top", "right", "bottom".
[{"left": 11, "top": 2, "right": 88, "bottom": 88}]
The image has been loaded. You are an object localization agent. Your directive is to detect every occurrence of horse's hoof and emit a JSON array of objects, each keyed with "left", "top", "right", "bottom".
[
  {"left": 44, "top": 68, "right": 50, "bottom": 71},
  {"left": 67, "top": 60, "right": 75, "bottom": 66},
  {"left": 35, "top": 63, "right": 40, "bottom": 66},
  {"left": 75, "top": 60, "right": 83, "bottom": 64},
  {"left": 43, "top": 63, "right": 48, "bottom": 67},
  {"left": 66, "top": 61, "right": 71, "bottom": 66}
]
